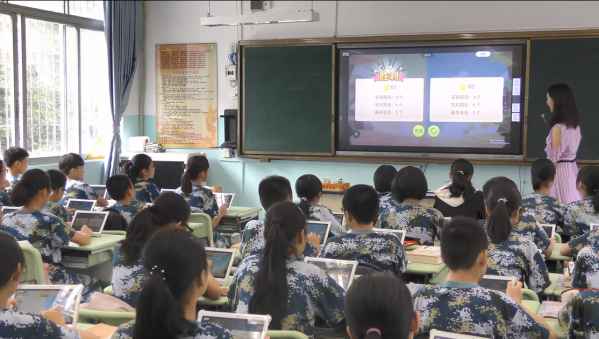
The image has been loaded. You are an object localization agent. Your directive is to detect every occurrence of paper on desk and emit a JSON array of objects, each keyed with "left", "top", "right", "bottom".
[{"left": 68, "top": 242, "right": 80, "bottom": 248}]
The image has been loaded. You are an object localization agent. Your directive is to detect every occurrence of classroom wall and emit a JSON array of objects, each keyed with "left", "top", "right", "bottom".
[{"left": 123, "top": 1, "right": 599, "bottom": 208}]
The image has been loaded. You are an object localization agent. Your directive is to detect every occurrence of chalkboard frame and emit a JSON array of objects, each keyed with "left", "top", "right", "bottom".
[
  {"left": 238, "top": 29, "right": 599, "bottom": 163},
  {"left": 239, "top": 42, "right": 336, "bottom": 156}
]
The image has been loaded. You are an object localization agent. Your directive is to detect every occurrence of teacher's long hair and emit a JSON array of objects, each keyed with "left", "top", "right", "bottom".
[{"left": 547, "top": 83, "right": 580, "bottom": 128}]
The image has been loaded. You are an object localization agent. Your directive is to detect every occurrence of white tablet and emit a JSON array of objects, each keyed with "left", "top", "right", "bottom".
[
  {"left": 198, "top": 311, "right": 271, "bottom": 339},
  {"left": 479, "top": 275, "right": 516, "bottom": 292},
  {"left": 304, "top": 257, "right": 358, "bottom": 291},
  {"left": 1, "top": 206, "right": 19, "bottom": 214},
  {"left": 306, "top": 220, "right": 332, "bottom": 252},
  {"left": 160, "top": 188, "right": 178, "bottom": 193},
  {"left": 373, "top": 228, "right": 406, "bottom": 243},
  {"left": 539, "top": 223, "right": 556, "bottom": 239},
  {"left": 205, "top": 247, "right": 235, "bottom": 282},
  {"left": 332, "top": 212, "right": 344, "bottom": 226},
  {"left": 72, "top": 211, "right": 109, "bottom": 236},
  {"left": 66, "top": 199, "right": 96, "bottom": 211},
  {"left": 90, "top": 185, "right": 107, "bottom": 199},
  {"left": 214, "top": 193, "right": 235, "bottom": 209},
  {"left": 14, "top": 284, "right": 83, "bottom": 326},
  {"left": 430, "top": 329, "right": 487, "bottom": 339}
]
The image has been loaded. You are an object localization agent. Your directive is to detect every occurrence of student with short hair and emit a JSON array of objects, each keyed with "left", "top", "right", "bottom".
[
  {"left": 483, "top": 177, "right": 551, "bottom": 294},
  {"left": 0, "top": 232, "right": 96, "bottom": 339},
  {"left": 111, "top": 192, "right": 224, "bottom": 307},
  {"left": 0, "top": 160, "right": 12, "bottom": 206},
  {"left": 177, "top": 155, "right": 226, "bottom": 224},
  {"left": 0, "top": 169, "right": 96, "bottom": 291},
  {"left": 113, "top": 228, "right": 233, "bottom": 339},
  {"left": 229, "top": 201, "right": 345, "bottom": 336},
  {"left": 43, "top": 169, "right": 69, "bottom": 222},
  {"left": 373, "top": 165, "right": 397, "bottom": 211},
  {"left": 433, "top": 158, "right": 485, "bottom": 219},
  {"left": 561, "top": 166, "right": 599, "bottom": 256},
  {"left": 296, "top": 174, "right": 344, "bottom": 236},
  {"left": 3, "top": 147, "right": 28, "bottom": 188},
  {"left": 104, "top": 174, "right": 144, "bottom": 230},
  {"left": 377, "top": 166, "right": 443, "bottom": 245},
  {"left": 345, "top": 272, "right": 417, "bottom": 339},
  {"left": 123, "top": 154, "right": 160, "bottom": 204},
  {"left": 413, "top": 217, "right": 554, "bottom": 338},
  {"left": 322, "top": 184, "right": 407, "bottom": 276},
  {"left": 59, "top": 153, "right": 107, "bottom": 207}
]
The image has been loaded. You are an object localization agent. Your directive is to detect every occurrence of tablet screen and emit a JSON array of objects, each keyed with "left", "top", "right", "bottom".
[
  {"left": 72, "top": 212, "right": 106, "bottom": 232},
  {"left": 306, "top": 222, "right": 328, "bottom": 244},
  {"left": 15, "top": 286, "right": 82, "bottom": 325},
  {"left": 207, "top": 251, "right": 233, "bottom": 279},
  {"left": 542, "top": 225, "right": 554, "bottom": 237},
  {"left": 201, "top": 316, "right": 266, "bottom": 339},
  {"left": 306, "top": 259, "right": 354, "bottom": 290},
  {"left": 479, "top": 277, "right": 509, "bottom": 292},
  {"left": 215, "top": 193, "right": 234, "bottom": 209},
  {"left": 68, "top": 200, "right": 95, "bottom": 211},
  {"left": 91, "top": 186, "right": 106, "bottom": 199},
  {"left": 333, "top": 213, "right": 344, "bottom": 225}
]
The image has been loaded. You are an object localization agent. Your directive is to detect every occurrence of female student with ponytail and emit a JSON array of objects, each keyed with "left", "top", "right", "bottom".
[
  {"left": 295, "top": 174, "right": 344, "bottom": 236},
  {"left": 176, "top": 155, "right": 227, "bottom": 230},
  {"left": 228, "top": 201, "right": 345, "bottom": 336},
  {"left": 345, "top": 272, "right": 417, "bottom": 339},
  {"left": 0, "top": 232, "right": 97, "bottom": 339},
  {"left": 483, "top": 177, "right": 550, "bottom": 294},
  {"left": 433, "top": 159, "right": 485, "bottom": 219},
  {"left": 560, "top": 166, "right": 599, "bottom": 256},
  {"left": 112, "top": 192, "right": 225, "bottom": 307},
  {"left": 123, "top": 154, "right": 160, "bottom": 204},
  {"left": 0, "top": 169, "right": 95, "bottom": 288},
  {"left": 113, "top": 228, "right": 232, "bottom": 339}
]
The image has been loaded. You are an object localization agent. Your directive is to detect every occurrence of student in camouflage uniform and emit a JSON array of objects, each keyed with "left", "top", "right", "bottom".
[
  {"left": 59, "top": 153, "right": 107, "bottom": 208},
  {"left": 559, "top": 289, "right": 599, "bottom": 338},
  {"left": 482, "top": 176, "right": 550, "bottom": 294},
  {"left": 0, "top": 170, "right": 95, "bottom": 292},
  {"left": 296, "top": 174, "right": 345, "bottom": 236},
  {"left": 0, "top": 232, "right": 97, "bottom": 339},
  {"left": 321, "top": 184, "right": 406, "bottom": 276},
  {"left": 112, "top": 192, "right": 224, "bottom": 307},
  {"left": 229, "top": 201, "right": 345, "bottom": 336},
  {"left": 0, "top": 160, "right": 12, "bottom": 206},
  {"left": 413, "top": 217, "right": 553, "bottom": 338},
  {"left": 345, "top": 272, "right": 417, "bottom": 339},
  {"left": 123, "top": 153, "right": 160, "bottom": 204},
  {"left": 43, "top": 169, "right": 69, "bottom": 223},
  {"left": 571, "top": 227, "right": 599, "bottom": 288},
  {"left": 3, "top": 147, "right": 28, "bottom": 190},
  {"left": 376, "top": 166, "right": 443, "bottom": 245},
  {"left": 104, "top": 174, "right": 144, "bottom": 230},
  {"left": 373, "top": 164, "right": 397, "bottom": 213},
  {"left": 521, "top": 159, "right": 566, "bottom": 233},
  {"left": 560, "top": 166, "right": 599, "bottom": 256},
  {"left": 511, "top": 217, "right": 553, "bottom": 257},
  {"left": 113, "top": 229, "right": 233, "bottom": 339}
]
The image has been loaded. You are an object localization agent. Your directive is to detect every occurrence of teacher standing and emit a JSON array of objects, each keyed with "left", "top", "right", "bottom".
[{"left": 544, "top": 83, "right": 582, "bottom": 204}]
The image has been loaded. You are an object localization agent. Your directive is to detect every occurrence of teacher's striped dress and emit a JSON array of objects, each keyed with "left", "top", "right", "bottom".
[{"left": 545, "top": 123, "right": 581, "bottom": 204}]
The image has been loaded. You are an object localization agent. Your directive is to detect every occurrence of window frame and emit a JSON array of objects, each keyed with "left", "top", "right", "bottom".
[{"left": 0, "top": 1, "right": 105, "bottom": 158}]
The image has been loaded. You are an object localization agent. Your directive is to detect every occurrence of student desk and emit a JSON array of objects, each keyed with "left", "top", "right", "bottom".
[
  {"left": 544, "top": 272, "right": 571, "bottom": 298},
  {"left": 545, "top": 318, "right": 568, "bottom": 339},
  {"left": 61, "top": 234, "right": 125, "bottom": 283},
  {"left": 522, "top": 300, "right": 541, "bottom": 314},
  {"left": 548, "top": 243, "right": 572, "bottom": 262}
]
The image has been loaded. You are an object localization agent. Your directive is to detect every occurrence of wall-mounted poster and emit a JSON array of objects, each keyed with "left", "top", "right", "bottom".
[{"left": 156, "top": 43, "right": 217, "bottom": 148}]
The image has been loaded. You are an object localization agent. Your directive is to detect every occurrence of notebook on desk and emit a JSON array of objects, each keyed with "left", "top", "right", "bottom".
[
  {"left": 304, "top": 257, "right": 358, "bottom": 291},
  {"left": 72, "top": 211, "right": 109, "bottom": 236},
  {"left": 478, "top": 275, "right": 516, "bottom": 292},
  {"left": 198, "top": 311, "right": 271, "bottom": 339},
  {"left": 66, "top": 199, "right": 96, "bottom": 211},
  {"left": 430, "top": 329, "right": 488, "bottom": 339},
  {"left": 373, "top": 228, "right": 406, "bottom": 243},
  {"left": 14, "top": 284, "right": 83, "bottom": 326},
  {"left": 205, "top": 247, "right": 235, "bottom": 283}
]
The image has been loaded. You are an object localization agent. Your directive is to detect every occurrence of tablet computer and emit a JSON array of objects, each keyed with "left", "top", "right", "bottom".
[
  {"left": 160, "top": 189, "right": 178, "bottom": 194},
  {"left": 478, "top": 275, "right": 516, "bottom": 292},
  {"left": 1, "top": 206, "right": 19, "bottom": 214},
  {"left": 90, "top": 185, "right": 107, "bottom": 199},
  {"left": 373, "top": 228, "right": 406, "bottom": 243},
  {"left": 430, "top": 329, "right": 488, "bottom": 339},
  {"left": 214, "top": 193, "right": 235, "bottom": 209},
  {"left": 304, "top": 257, "right": 358, "bottom": 291},
  {"left": 306, "top": 220, "right": 332, "bottom": 252},
  {"left": 332, "top": 212, "right": 344, "bottom": 226},
  {"left": 198, "top": 311, "right": 271, "bottom": 339},
  {"left": 591, "top": 223, "right": 599, "bottom": 234},
  {"left": 72, "top": 211, "right": 109, "bottom": 236},
  {"left": 539, "top": 223, "right": 556, "bottom": 239},
  {"left": 66, "top": 199, "right": 96, "bottom": 211},
  {"left": 14, "top": 284, "right": 83, "bottom": 326},
  {"left": 205, "top": 247, "right": 235, "bottom": 282}
]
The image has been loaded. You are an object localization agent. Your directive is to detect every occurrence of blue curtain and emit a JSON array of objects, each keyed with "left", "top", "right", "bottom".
[{"left": 103, "top": 1, "right": 140, "bottom": 178}]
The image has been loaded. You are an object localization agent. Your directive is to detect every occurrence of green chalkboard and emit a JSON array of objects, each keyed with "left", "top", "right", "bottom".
[
  {"left": 527, "top": 37, "right": 599, "bottom": 161},
  {"left": 241, "top": 45, "right": 334, "bottom": 155}
]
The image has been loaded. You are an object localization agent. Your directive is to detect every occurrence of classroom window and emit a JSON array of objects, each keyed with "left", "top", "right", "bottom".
[{"left": 0, "top": 1, "right": 109, "bottom": 157}]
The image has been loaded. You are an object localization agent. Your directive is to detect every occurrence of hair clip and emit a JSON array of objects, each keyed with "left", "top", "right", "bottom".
[
  {"left": 497, "top": 197, "right": 508, "bottom": 203},
  {"left": 456, "top": 170, "right": 465, "bottom": 175},
  {"left": 366, "top": 328, "right": 382, "bottom": 336},
  {"left": 150, "top": 265, "right": 167, "bottom": 281}
]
